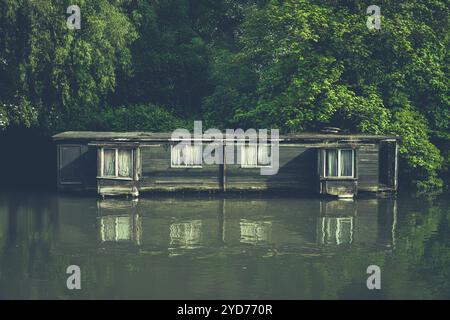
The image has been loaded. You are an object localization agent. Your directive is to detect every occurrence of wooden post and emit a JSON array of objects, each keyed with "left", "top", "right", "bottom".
[
  {"left": 134, "top": 147, "right": 141, "bottom": 181},
  {"left": 56, "top": 145, "right": 60, "bottom": 190},
  {"left": 97, "top": 147, "right": 103, "bottom": 177},
  {"left": 317, "top": 149, "right": 323, "bottom": 194},
  {"left": 218, "top": 198, "right": 226, "bottom": 244},
  {"left": 394, "top": 141, "right": 399, "bottom": 191},
  {"left": 221, "top": 142, "right": 227, "bottom": 192}
]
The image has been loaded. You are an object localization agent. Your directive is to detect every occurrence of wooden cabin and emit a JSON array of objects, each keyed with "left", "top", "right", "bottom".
[{"left": 52, "top": 131, "right": 399, "bottom": 198}]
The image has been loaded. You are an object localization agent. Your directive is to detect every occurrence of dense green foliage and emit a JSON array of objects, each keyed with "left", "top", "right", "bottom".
[
  {"left": 92, "top": 103, "right": 188, "bottom": 132},
  {"left": 0, "top": 0, "right": 448, "bottom": 191}
]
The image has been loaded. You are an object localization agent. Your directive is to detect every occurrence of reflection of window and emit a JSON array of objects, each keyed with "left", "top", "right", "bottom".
[
  {"left": 169, "top": 220, "right": 202, "bottom": 249},
  {"left": 324, "top": 149, "right": 354, "bottom": 177},
  {"left": 241, "top": 144, "right": 271, "bottom": 168},
  {"left": 171, "top": 144, "right": 202, "bottom": 167},
  {"left": 318, "top": 217, "right": 353, "bottom": 245},
  {"left": 240, "top": 220, "right": 272, "bottom": 244},
  {"left": 102, "top": 148, "right": 133, "bottom": 178},
  {"left": 99, "top": 214, "right": 141, "bottom": 244}
]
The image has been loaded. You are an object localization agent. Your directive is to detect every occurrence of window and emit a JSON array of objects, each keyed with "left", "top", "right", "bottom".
[
  {"left": 171, "top": 144, "right": 203, "bottom": 167},
  {"left": 241, "top": 144, "right": 271, "bottom": 168},
  {"left": 101, "top": 148, "right": 133, "bottom": 178},
  {"left": 324, "top": 149, "right": 354, "bottom": 177}
]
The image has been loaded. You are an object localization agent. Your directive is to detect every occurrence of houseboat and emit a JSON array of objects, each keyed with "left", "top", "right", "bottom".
[{"left": 52, "top": 130, "right": 399, "bottom": 198}]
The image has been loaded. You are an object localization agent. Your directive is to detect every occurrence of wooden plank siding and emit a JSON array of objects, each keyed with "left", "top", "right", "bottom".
[
  {"left": 225, "top": 146, "right": 317, "bottom": 192},
  {"left": 139, "top": 144, "right": 221, "bottom": 191},
  {"left": 57, "top": 144, "right": 97, "bottom": 192},
  {"left": 357, "top": 144, "right": 380, "bottom": 192},
  {"left": 53, "top": 132, "right": 400, "bottom": 197},
  {"left": 98, "top": 144, "right": 319, "bottom": 193}
]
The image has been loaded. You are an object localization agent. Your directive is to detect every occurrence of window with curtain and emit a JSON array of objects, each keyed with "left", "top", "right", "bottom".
[
  {"left": 340, "top": 149, "right": 353, "bottom": 177},
  {"left": 324, "top": 149, "right": 354, "bottom": 177},
  {"left": 241, "top": 144, "right": 257, "bottom": 167},
  {"left": 118, "top": 149, "right": 132, "bottom": 177},
  {"left": 102, "top": 148, "right": 133, "bottom": 178},
  {"left": 325, "top": 149, "right": 338, "bottom": 177},
  {"left": 103, "top": 149, "right": 116, "bottom": 176},
  {"left": 171, "top": 144, "right": 203, "bottom": 167},
  {"left": 241, "top": 144, "right": 271, "bottom": 168}
]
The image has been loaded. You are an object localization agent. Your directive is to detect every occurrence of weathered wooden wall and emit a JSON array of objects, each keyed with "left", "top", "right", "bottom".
[
  {"left": 57, "top": 144, "right": 97, "bottom": 192},
  {"left": 139, "top": 144, "right": 221, "bottom": 191},
  {"left": 379, "top": 141, "right": 397, "bottom": 190},
  {"left": 320, "top": 179, "right": 358, "bottom": 196},
  {"left": 135, "top": 144, "right": 318, "bottom": 193},
  {"left": 55, "top": 140, "right": 394, "bottom": 196},
  {"left": 225, "top": 145, "right": 317, "bottom": 192},
  {"left": 357, "top": 145, "right": 380, "bottom": 192}
]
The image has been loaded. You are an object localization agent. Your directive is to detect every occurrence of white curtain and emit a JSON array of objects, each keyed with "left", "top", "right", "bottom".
[
  {"left": 172, "top": 145, "right": 182, "bottom": 166},
  {"left": 326, "top": 149, "right": 338, "bottom": 177},
  {"left": 257, "top": 144, "right": 270, "bottom": 166},
  {"left": 191, "top": 144, "right": 202, "bottom": 165},
  {"left": 241, "top": 144, "right": 257, "bottom": 167},
  {"left": 340, "top": 150, "right": 353, "bottom": 177},
  {"left": 172, "top": 144, "right": 202, "bottom": 166},
  {"left": 103, "top": 149, "right": 116, "bottom": 176},
  {"left": 118, "top": 149, "right": 132, "bottom": 177}
]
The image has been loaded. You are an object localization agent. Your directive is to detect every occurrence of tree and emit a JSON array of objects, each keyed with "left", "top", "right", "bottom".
[
  {"left": 202, "top": 0, "right": 449, "bottom": 191},
  {"left": 0, "top": 0, "right": 137, "bottom": 131}
]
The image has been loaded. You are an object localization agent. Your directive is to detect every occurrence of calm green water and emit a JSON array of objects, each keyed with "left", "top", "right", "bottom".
[{"left": 0, "top": 191, "right": 448, "bottom": 299}]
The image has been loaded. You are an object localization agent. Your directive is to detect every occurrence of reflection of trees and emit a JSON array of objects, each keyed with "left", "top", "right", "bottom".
[
  {"left": 0, "top": 194, "right": 59, "bottom": 299},
  {"left": 385, "top": 197, "right": 450, "bottom": 299}
]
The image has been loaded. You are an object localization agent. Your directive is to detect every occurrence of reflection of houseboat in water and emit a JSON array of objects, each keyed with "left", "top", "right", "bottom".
[
  {"left": 317, "top": 200, "right": 356, "bottom": 245},
  {"left": 318, "top": 217, "right": 353, "bottom": 245},
  {"left": 240, "top": 220, "right": 272, "bottom": 245},
  {"left": 99, "top": 214, "right": 142, "bottom": 245},
  {"left": 169, "top": 220, "right": 202, "bottom": 250},
  {"left": 91, "top": 197, "right": 396, "bottom": 254},
  {"left": 97, "top": 200, "right": 142, "bottom": 245}
]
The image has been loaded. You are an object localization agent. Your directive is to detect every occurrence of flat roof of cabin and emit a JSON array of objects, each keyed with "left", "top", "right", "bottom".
[{"left": 53, "top": 131, "right": 400, "bottom": 142}]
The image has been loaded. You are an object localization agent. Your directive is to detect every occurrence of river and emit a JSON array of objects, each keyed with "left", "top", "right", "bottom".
[{"left": 0, "top": 192, "right": 448, "bottom": 299}]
